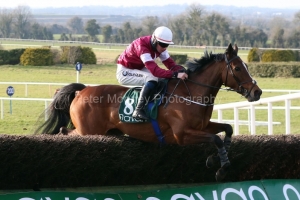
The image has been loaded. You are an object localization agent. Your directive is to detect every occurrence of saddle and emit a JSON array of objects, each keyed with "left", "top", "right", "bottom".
[{"left": 118, "top": 79, "right": 168, "bottom": 123}]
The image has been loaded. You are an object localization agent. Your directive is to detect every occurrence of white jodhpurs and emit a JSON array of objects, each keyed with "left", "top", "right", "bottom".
[{"left": 116, "top": 64, "right": 158, "bottom": 86}]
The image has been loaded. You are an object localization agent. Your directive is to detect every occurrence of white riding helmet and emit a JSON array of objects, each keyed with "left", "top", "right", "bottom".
[{"left": 153, "top": 26, "right": 174, "bottom": 45}]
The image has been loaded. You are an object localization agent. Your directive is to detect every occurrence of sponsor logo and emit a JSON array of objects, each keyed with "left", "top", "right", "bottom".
[{"left": 122, "top": 71, "right": 143, "bottom": 77}]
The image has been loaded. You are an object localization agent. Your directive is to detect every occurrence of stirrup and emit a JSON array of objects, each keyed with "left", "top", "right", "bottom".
[{"left": 132, "top": 110, "right": 148, "bottom": 120}]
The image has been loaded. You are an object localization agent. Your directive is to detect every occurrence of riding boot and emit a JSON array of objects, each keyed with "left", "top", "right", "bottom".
[{"left": 132, "top": 81, "right": 157, "bottom": 120}]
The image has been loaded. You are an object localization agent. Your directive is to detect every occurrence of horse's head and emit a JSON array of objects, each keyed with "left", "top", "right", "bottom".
[{"left": 222, "top": 43, "right": 262, "bottom": 102}]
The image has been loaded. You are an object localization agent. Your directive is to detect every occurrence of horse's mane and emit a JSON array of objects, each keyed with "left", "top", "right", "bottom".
[{"left": 186, "top": 51, "right": 224, "bottom": 74}]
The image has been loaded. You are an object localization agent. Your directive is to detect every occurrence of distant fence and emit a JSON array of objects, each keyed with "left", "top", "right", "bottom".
[{"left": 2, "top": 38, "right": 300, "bottom": 51}]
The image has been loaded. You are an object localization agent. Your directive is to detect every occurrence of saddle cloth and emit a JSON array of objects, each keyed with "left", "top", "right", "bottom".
[{"left": 118, "top": 80, "right": 167, "bottom": 123}]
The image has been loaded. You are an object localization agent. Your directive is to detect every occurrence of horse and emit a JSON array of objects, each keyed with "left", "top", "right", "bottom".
[{"left": 35, "top": 43, "right": 262, "bottom": 181}]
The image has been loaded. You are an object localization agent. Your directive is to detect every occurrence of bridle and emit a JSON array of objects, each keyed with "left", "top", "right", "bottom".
[
  {"left": 224, "top": 54, "right": 257, "bottom": 98},
  {"left": 164, "top": 53, "right": 257, "bottom": 107}
]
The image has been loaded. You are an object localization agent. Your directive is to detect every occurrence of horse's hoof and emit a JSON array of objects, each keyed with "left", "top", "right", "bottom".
[
  {"left": 206, "top": 154, "right": 220, "bottom": 168},
  {"left": 59, "top": 127, "right": 68, "bottom": 135},
  {"left": 215, "top": 162, "right": 231, "bottom": 182}
]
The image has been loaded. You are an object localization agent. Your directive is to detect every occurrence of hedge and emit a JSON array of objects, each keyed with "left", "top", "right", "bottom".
[
  {"left": 248, "top": 62, "right": 300, "bottom": 78},
  {"left": 0, "top": 49, "right": 26, "bottom": 65},
  {"left": 20, "top": 48, "right": 54, "bottom": 66},
  {"left": 0, "top": 134, "right": 299, "bottom": 190}
]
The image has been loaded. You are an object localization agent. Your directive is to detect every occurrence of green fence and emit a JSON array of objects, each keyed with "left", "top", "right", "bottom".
[{"left": 1, "top": 179, "right": 300, "bottom": 200}]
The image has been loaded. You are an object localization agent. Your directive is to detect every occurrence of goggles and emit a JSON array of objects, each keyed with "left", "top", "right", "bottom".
[{"left": 158, "top": 41, "right": 169, "bottom": 48}]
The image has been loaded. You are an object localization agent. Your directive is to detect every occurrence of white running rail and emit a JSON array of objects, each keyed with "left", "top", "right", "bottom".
[
  {"left": 0, "top": 97, "right": 52, "bottom": 120},
  {"left": 213, "top": 92, "right": 300, "bottom": 135}
]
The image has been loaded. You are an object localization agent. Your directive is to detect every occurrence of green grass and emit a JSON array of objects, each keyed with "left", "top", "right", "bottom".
[{"left": 0, "top": 64, "right": 300, "bottom": 135}]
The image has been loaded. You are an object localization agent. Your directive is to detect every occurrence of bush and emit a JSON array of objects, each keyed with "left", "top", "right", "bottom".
[
  {"left": 293, "top": 50, "right": 300, "bottom": 61},
  {"left": 0, "top": 49, "right": 26, "bottom": 65},
  {"left": 77, "top": 47, "right": 97, "bottom": 64},
  {"left": 8, "top": 49, "right": 26, "bottom": 65},
  {"left": 262, "top": 50, "right": 296, "bottom": 62},
  {"left": 60, "top": 46, "right": 81, "bottom": 64},
  {"left": 247, "top": 48, "right": 260, "bottom": 62},
  {"left": 60, "top": 46, "right": 96, "bottom": 64},
  {"left": 51, "top": 49, "right": 62, "bottom": 64},
  {"left": 0, "top": 50, "right": 10, "bottom": 65},
  {"left": 20, "top": 48, "right": 54, "bottom": 66},
  {"left": 170, "top": 54, "right": 188, "bottom": 64}
]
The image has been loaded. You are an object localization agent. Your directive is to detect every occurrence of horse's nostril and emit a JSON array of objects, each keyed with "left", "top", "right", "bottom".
[{"left": 254, "top": 89, "right": 262, "bottom": 98}]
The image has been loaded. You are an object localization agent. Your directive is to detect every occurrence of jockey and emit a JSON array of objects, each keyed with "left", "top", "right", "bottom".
[{"left": 116, "top": 26, "right": 188, "bottom": 120}]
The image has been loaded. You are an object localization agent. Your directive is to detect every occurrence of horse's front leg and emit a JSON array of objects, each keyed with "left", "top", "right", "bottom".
[
  {"left": 175, "top": 124, "right": 231, "bottom": 182},
  {"left": 199, "top": 121, "right": 232, "bottom": 181},
  {"left": 205, "top": 121, "right": 233, "bottom": 168}
]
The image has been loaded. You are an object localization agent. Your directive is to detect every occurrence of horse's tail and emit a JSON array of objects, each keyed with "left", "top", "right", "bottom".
[{"left": 34, "top": 83, "right": 86, "bottom": 134}]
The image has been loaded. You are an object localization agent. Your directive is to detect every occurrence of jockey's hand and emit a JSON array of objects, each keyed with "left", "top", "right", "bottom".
[{"left": 177, "top": 72, "right": 188, "bottom": 80}]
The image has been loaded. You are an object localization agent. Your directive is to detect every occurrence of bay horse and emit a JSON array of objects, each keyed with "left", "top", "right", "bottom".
[{"left": 35, "top": 43, "right": 262, "bottom": 181}]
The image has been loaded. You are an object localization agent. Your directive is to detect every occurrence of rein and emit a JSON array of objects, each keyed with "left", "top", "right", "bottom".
[
  {"left": 164, "top": 78, "right": 215, "bottom": 108},
  {"left": 164, "top": 53, "right": 257, "bottom": 107}
]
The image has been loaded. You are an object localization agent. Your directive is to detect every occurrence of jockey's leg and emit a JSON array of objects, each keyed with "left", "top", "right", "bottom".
[{"left": 132, "top": 81, "right": 157, "bottom": 120}]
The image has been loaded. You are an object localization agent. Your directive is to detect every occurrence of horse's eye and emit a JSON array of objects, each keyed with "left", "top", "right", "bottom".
[{"left": 235, "top": 67, "right": 241, "bottom": 71}]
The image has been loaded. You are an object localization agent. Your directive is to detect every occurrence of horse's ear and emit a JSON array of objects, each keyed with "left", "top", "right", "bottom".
[
  {"left": 233, "top": 44, "right": 238, "bottom": 54},
  {"left": 226, "top": 43, "right": 233, "bottom": 55}
]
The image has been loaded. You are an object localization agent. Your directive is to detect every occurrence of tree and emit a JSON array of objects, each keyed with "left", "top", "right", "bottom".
[
  {"left": 294, "top": 11, "right": 300, "bottom": 24},
  {"left": 214, "top": 14, "right": 230, "bottom": 46},
  {"left": 202, "top": 13, "right": 222, "bottom": 46},
  {"left": 84, "top": 19, "right": 100, "bottom": 41},
  {"left": 253, "top": 29, "right": 268, "bottom": 47},
  {"left": 0, "top": 8, "right": 13, "bottom": 38},
  {"left": 31, "top": 23, "right": 43, "bottom": 39},
  {"left": 122, "top": 22, "right": 135, "bottom": 43},
  {"left": 141, "top": 16, "right": 159, "bottom": 34},
  {"left": 67, "top": 16, "right": 84, "bottom": 34},
  {"left": 132, "top": 27, "right": 143, "bottom": 39},
  {"left": 59, "top": 33, "right": 69, "bottom": 41},
  {"left": 185, "top": 4, "right": 204, "bottom": 45},
  {"left": 285, "top": 30, "right": 300, "bottom": 48},
  {"left": 170, "top": 15, "right": 186, "bottom": 45},
  {"left": 49, "top": 24, "right": 70, "bottom": 34},
  {"left": 272, "top": 29, "right": 285, "bottom": 48},
  {"left": 117, "top": 28, "right": 125, "bottom": 43},
  {"left": 29, "top": 23, "right": 53, "bottom": 40},
  {"left": 102, "top": 24, "right": 112, "bottom": 43},
  {"left": 13, "top": 6, "right": 33, "bottom": 39}
]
